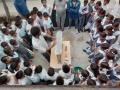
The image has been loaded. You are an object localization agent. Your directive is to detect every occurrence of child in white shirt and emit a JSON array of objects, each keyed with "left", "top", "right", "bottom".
[
  {"left": 39, "top": 0, "right": 52, "bottom": 16},
  {"left": 59, "top": 64, "right": 74, "bottom": 81},
  {"left": 34, "top": 65, "right": 47, "bottom": 81},
  {"left": 15, "top": 70, "right": 32, "bottom": 85},
  {"left": 43, "top": 12, "right": 53, "bottom": 35},
  {"left": 45, "top": 67, "right": 58, "bottom": 84}
]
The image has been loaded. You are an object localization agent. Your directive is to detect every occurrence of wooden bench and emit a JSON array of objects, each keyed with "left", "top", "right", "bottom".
[{"left": 50, "top": 41, "right": 71, "bottom": 69}]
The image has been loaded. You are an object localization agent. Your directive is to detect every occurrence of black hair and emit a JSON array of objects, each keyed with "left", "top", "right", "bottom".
[
  {"left": 106, "top": 52, "right": 115, "bottom": 60},
  {"left": 43, "top": 12, "right": 49, "bottom": 17},
  {"left": 96, "top": 1, "right": 102, "bottom": 6},
  {"left": 30, "top": 10, "right": 37, "bottom": 16},
  {"left": 1, "top": 56, "right": 8, "bottom": 64},
  {"left": 47, "top": 67, "right": 55, "bottom": 76},
  {"left": 98, "top": 74, "right": 108, "bottom": 84},
  {"left": 35, "top": 65, "right": 43, "bottom": 74},
  {"left": 3, "top": 21, "right": 9, "bottom": 27},
  {"left": 0, "top": 75, "right": 9, "bottom": 85},
  {"left": 100, "top": 32, "right": 107, "bottom": 38},
  {"left": 9, "top": 39, "right": 17, "bottom": 46},
  {"left": 81, "top": 70, "right": 89, "bottom": 79},
  {"left": 37, "top": 11, "right": 43, "bottom": 17},
  {"left": 32, "top": 7, "right": 38, "bottom": 13},
  {"left": 23, "top": 61, "right": 31, "bottom": 67},
  {"left": 97, "top": 25, "right": 104, "bottom": 33},
  {"left": 100, "top": 62, "right": 110, "bottom": 70},
  {"left": 1, "top": 42, "right": 9, "bottom": 48},
  {"left": 27, "top": 18, "right": 34, "bottom": 25},
  {"left": 15, "top": 16, "right": 22, "bottom": 22},
  {"left": 41, "top": 0, "right": 46, "bottom": 3},
  {"left": 87, "top": 78, "right": 96, "bottom": 86},
  {"left": 101, "top": 43, "right": 110, "bottom": 50},
  {"left": 31, "top": 26, "right": 41, "bottom": 37},
  {"left": 56, "top": 76, "right": 64, "bottom": 85},
  {"left": 1, "top": 28, "right": 8, "bottom": 34},
  {"left": 15, "top": 70, "right": 24, "bottom": 79},
  {"left": 9, "top": 62, "right": 19, "bottom": 73},
  {"left": 24, "top": 68, "right": 32, "bottom": 76},
  {"left": 62, "top": 64, "right": 70, "bottom": 73},
  {"left": 90, "top": 63, "right": 99, "bottom": 77}
]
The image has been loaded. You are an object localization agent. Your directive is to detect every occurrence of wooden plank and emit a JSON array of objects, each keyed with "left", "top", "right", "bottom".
[{"left": 50, "top": 41, "right": 71, "bottom": 69}]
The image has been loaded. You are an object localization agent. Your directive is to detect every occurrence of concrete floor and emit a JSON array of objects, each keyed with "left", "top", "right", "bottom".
[{"left": 33, "top": 28, "right": 90, "bottom": 70}]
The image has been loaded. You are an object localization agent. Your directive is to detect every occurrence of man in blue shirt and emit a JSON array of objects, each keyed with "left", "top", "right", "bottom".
[{"left": 67, "top": 0, "right": 80, "bottom": 30}]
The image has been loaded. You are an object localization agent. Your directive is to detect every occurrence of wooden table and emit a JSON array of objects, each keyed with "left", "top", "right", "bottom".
[{"left": 50, "top": 41, "right": 71, "bottom": 69}]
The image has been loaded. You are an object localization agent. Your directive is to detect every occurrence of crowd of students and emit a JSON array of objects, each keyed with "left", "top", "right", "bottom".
[{"left": 0, "top": 0, "right": 120, "bottom": 86}]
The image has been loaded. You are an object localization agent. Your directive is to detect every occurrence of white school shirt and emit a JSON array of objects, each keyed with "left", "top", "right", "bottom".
[
  {"left": 43, "top": 17, "right": 53, "bottom": 33},
  {"left": 97, "top": 38, "right": 107, "bottom": 43},
  {"left": 38, "top": 68, "right": 47, "bottom": 80},
  {"left": 33, "top": 16, "right": 41, "bottom": 27},
  {"left": 7, "top": 72, "right": 17, "bottom": 85},
  {"left": 106, "top": 35, "right": 116, "bottom": 41},
  {"left": 79, "top": 4, "right": 89, "bottom": 15},
  {"left": 45, "top": 72, "right": 58, "bottom": 81},
  {"left": 39, "top": 5, "right": 52, "bottom": 16},
  {"left": 18, "top": 77, "right": 32, "bottom": 85},
  {"left": 26, "top": 23, "right": 32, "bottom": 35},
  {"left": 32, "top": 34, "right": 49, "bottom": 53},
  {"left": 58, "top": 70, "right": 74, "bottom": 80}
]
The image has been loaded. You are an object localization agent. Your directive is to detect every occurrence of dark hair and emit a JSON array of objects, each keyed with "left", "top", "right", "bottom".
[
  {"left": 101, "top": 43, "right": 110, "bottom": 50},
  {"left": 56, "top": 76, "right": 64, "bottom": 85},
  {"left": 24, "top": 68, "right": 32, "bottom": 76},
  {"left": 37, "top": 11, "right": 42, "bottom": 17},
  {"left": 87, "top": 79, "right": 96, "bottom": 86},
  {"left": 98, "top": 74, "right": 108, "bottom": 84},
  {"left": 106, "top": 52, "right": 115, "bottom": 60},
  {"left": 81, "top": 70, "right": 89, "bottom": 79},
  {"left": 41, "top": 0, "right": 46, "bottom": 3},
  {"left": 112, "top": 22, "right": 119, "bottom": 28},
  {"left": 108, "top": 14, "right": 114, "bottom": 21},
  {"left": 3, "top": 46, "right": 13, "bottom": 56},
  {"left": 43, "top": 12, "right": 49, "bottom": 17},
  {"left": 23, "top": 61, "right": 31, "bottom": 67},
  {"left": 10, "top": 62, "right": 19, "bottom": 73},
  {"left": 1, "top": 42, "right": 9, "bottom": 48},
  {"left": 96, "top": 18, "right": 102, "bottom": 24},
  {"left": 35, "top": 65, "right": 42, "bottom": 74},
  {"left": 100, "top": 32, "right": 107, "bottom": 38},
  {"left": 1, "top": 28, "right": 8, "bottom": 34},
  {"left": 9, "top": 31, "right": 16, "bottom": 36},
  {"left": 105, "top": 26, "right": 113, "bottom": 31},
  {"left": 31, "top": 26, "right": 41, "bottom": 37},
  {"left": 110, "top": 48, "right": 118, "bottom": 55},
  {"left": 97, "top": 25, "right": 104, "bottom": 33},
  {"left": 96, "top": 1, "right": 102, "bottom": 6},
  {"left": 62, "top": 64, "right": 70, "bottom": 73},
  {"left": 9, "top": 39, "right": 17, "bottom": 46},
  {"left": 100, "top": 62, "right": 110, "bottom": 69},
  {"left": 47, "top": 67, "right": 55, "bottom": 76},
  {"left": 3, "top": 21, "right": 9, "bottom": 27},
  {"left": 30, "top": 10, "right": 37, "bottom": 16},
  {"left": 15, "top": 70, "right": 24, "bottom": 79},
  {"left": 0, "top": 75, "right": 9, "bottom": 85},
  {"left": 27, "top": 18, "right": 34, "bottom": 25},
  {"left": 1, "top": 56, "right": 8, "bottom": 64},
  {"left": 90, "top": 63, "right": 99, "bottom": 77},
  {"left": 15, "top": 16, "right": 22, "bottom": 22},
  {"left": 32, "top": 7, "right": 38, "bottom": 13}
]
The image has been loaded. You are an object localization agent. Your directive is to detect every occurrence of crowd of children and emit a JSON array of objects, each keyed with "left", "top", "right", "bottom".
[{"left": 0, "top": 0, "right": 120, "bottom": 86}]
